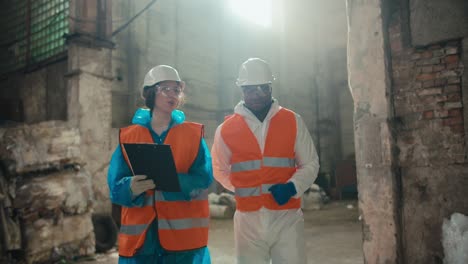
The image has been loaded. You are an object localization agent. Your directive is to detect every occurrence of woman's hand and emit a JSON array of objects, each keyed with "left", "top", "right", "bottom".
[{"left": 130, "top": 175, "right": 156, "bottom": 196}]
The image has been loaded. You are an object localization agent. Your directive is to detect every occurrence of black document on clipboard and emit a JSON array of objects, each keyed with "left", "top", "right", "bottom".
[{"left": 123, "top": 143, "right": 181, "bottom": 192}]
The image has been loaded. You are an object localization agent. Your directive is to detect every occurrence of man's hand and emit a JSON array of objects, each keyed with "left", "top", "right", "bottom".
[
  {"left": 268, "top": 182, "right": 297, "bottom": 206},
  {"left": 130, "top": 175, "right": 155, "bottom": 196}
]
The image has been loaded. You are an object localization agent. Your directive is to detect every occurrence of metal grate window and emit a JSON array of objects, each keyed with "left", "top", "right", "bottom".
[{"left": 0, "top": 0, "right": 69, "bottom": 75}]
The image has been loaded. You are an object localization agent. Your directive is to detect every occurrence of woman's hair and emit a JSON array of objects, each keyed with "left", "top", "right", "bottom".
[
  {"left": 142, "top": 83, "right": 186, "bottom": 111},
  {"left": 142, "top": 85, "right": 156, "bottom": 110}
]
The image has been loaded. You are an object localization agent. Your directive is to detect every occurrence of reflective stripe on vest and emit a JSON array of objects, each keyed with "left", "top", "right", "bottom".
[
  {"left": 154, "top": 190, "right": 209, "bottom": 202},
  {"left": 235, "top": 184, "right": 275, "bottom": 197},
  {"left": 120, "top": 224, "right": 149, "bottom": 235},
  {"left": 231, "top": 160, "right": 261, "bottom": 172},
  {"left": 221, "top": 108, "right": 301, "bottom": 212},
  {"left": 159, "top": 218, "right": 209, "bottom": 230},
  {"left": 234, "top": 157, "right": 296, "bottom": 198},
  {"left": 263, "top": 157, "right": 296, "bottom": 168},
  {"left": 120, "top": 190, "right": 210, "bottom": 236},
  {"left": 231, "top": 157, "right": 295, "bottom": 173},
  {"left": 118, "top": 123, "right": 209, "bottom": 256}
]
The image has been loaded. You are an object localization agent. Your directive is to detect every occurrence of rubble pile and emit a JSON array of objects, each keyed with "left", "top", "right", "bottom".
[
  {"left": 208, "top": 192, "right": 236, "bottom": 219},
  {"left": 0, "top": 121, "right": 95, "bottom": 263},
  {"left": 301, "top": 184, "right": 330, "bottom": 210}
]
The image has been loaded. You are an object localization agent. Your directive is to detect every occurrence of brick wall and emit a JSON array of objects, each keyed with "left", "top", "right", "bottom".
[
  {"left": 389, "top": 6, "right": 468, "bottom": 263},
  {"left": 391, "top": 38, "right": 465, "bottom": 166}
]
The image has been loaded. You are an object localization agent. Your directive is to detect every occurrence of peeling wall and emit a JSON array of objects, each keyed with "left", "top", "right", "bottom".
[
  {"left": 389, "top": 1, "right": 468, "bottom": 262},
  {"left": 0, "top": 60, "right": 68, "bottom": 124},
  {"left": 347, "top": 0, "right": 468, "bottom": 262}
]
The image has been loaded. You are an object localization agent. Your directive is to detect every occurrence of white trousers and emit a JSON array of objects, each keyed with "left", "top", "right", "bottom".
[{"left": 234, "top": 208, "right": 306, "bottom": 264}]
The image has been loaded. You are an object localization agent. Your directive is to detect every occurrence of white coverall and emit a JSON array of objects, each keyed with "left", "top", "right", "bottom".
[{"left": 211, "top": 99, "right": 320, "bottom": 264}]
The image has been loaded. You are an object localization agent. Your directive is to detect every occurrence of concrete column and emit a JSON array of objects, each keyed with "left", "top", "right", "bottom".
[
  {"left": 346, "top": 0, "right": 400, "bottom": 263},
  {"left": 67, "top": 0, "right": 114, "bottom": 214},
  {"left": 69, "top": 0, "right": 112, "bottom": 39}
]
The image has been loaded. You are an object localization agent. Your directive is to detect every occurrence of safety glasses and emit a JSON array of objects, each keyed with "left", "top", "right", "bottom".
[
  {"left": 156, "top": 85, "right": 184, "bottom": 97},
  {"left": 241, "top": 84, "right": 271, "bottom": 97}
]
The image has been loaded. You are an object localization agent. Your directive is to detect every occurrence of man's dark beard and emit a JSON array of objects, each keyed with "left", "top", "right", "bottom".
[{"left": 245, "top": 100, "right": 273, "bottom": 122}]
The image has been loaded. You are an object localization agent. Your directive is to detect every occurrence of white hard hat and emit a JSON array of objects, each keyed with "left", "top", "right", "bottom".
[
  {"left": 236, "top": 58, "right": 275, "bottom": 86},
  {"left": 143, "top": 65, "right": 182, "bottom": 88}
]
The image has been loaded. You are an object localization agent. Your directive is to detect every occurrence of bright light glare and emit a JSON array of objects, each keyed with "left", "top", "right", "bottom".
[{"left": 229, "top": 0, "right": 272, "bottom": 27}]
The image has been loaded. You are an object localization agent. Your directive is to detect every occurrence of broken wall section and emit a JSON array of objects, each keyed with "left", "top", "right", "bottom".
[
  {"left": 0, "top": 121, "right": 95, "bottom": 263},
  {"left": 389, "top": 0, "right": 468, "bottom": 262}
]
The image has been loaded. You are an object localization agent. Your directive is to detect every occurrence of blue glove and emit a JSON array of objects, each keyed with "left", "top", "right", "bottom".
[{"left": 268, "top": 182, "right": 297, "bottom": 206}]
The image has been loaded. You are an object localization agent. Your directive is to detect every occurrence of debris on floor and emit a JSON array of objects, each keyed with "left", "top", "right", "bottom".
[
  {"left": 209, "top": 192, "right": 236, "bottom": 219},
  {"left": 301, "top": 184, "right": 330, "bottom": 210},
  {"left": 442, "top": 212, "right": 468, "bottom": 264}
]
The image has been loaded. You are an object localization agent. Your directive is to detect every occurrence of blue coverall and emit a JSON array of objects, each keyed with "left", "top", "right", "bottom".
[{"left": 108, "top": 108, "right": 213, "bottom": 264}]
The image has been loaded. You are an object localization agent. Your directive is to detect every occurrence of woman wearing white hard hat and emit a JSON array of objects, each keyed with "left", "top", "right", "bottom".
[
  {"left": 212, "top": 58, "right": 320, "bottom": 264},
  {"left": 108, "top": 65, "right": 213, "bottom": 263}
]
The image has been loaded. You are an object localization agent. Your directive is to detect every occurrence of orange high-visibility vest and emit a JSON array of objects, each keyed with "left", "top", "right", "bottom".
[
  {"left": 118, "top": 123, "right": 209, "bottom": 256},
  {"left": 221, "top": 108, "right": 300, "bottom": 212}
]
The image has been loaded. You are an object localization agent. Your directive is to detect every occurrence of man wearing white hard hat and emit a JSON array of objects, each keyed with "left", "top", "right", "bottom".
[
  {"left": 211, "top": 58, "right": 320, "bottom": 263},
  {"left": 108, "top": 65, "right": 213, "bottom": 263}
]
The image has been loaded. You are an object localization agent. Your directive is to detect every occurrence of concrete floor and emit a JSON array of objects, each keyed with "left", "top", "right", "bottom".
[{"left": 79, "top": 200, "right": 363, "bottom": 264}]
